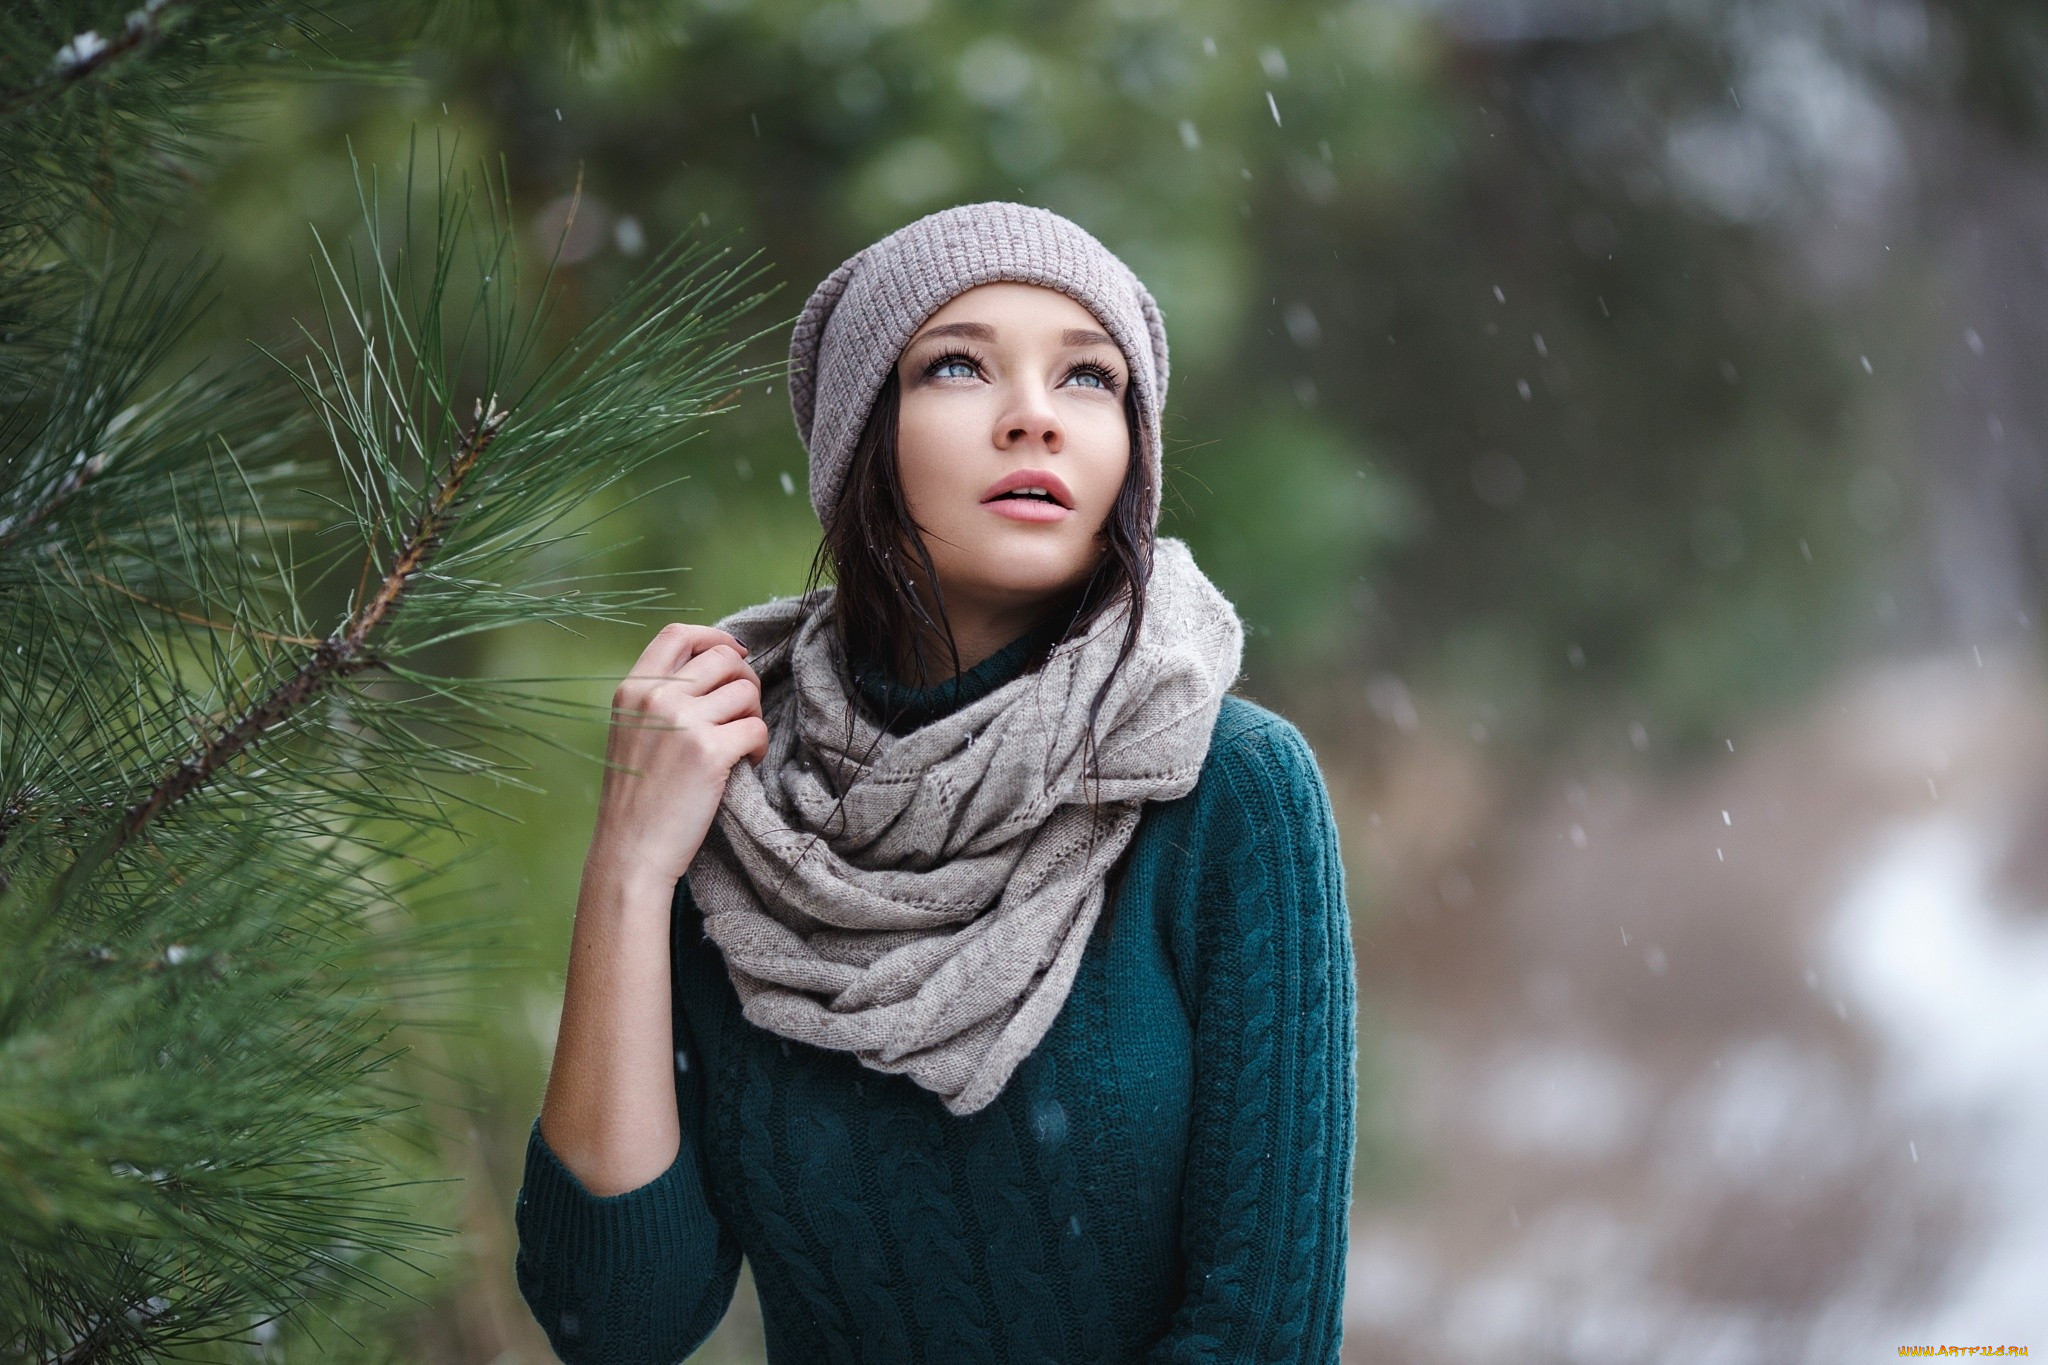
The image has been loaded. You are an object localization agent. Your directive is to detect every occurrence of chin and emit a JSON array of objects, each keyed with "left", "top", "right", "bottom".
[{"left": 957, "top": 559, "right": 1095, "bottom": 606}]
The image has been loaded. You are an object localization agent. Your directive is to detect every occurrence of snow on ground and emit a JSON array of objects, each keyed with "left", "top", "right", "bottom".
[
  {"left": 1340, "top": 652, "right": 2048, "bottom": 1363},
  {"left": 1828, "top": 813, "right": 2048, "bottom": 1350}
]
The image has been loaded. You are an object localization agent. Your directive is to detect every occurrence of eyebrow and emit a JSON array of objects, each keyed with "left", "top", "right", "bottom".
[{"left": 905, "top": 321, "right": 1120, "bottom": 352}]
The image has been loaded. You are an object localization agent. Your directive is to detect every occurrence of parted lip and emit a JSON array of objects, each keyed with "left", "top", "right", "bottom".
[{"left": 980, "top": 468, "right": 1075, "bottom": 509}]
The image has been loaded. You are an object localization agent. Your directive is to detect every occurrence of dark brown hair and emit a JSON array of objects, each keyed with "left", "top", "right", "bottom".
[{"left": 801, "top": 361, "right": 1156, "bottom": 806}]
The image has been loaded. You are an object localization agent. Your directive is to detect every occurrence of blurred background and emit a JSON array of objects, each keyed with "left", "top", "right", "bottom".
[{"left": 158, "top": 0, "right": 2048, "bottom": 1357}]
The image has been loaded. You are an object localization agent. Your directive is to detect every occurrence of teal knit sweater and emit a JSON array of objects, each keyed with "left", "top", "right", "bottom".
[{"left": 514, "top": 624, "right": 1357, "bottom": 1363}]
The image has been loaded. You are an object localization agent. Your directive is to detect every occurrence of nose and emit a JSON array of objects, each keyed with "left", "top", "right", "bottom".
[{"left": 994, "top": 380, "right": 1064, "bottom": 455}]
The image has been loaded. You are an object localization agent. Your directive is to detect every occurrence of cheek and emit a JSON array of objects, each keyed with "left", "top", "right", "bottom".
[
  {"left": 1075, "top": 410, "right": 1133, "bottom": 508},
  {"left": 892, "top": 395, "right": 977, "bottom": 517}
]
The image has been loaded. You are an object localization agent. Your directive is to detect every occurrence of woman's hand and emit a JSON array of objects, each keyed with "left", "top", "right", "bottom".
[
  {"left": 586, "top": 624, "right": 770, "bottom": 890},
  {"left": 539, "top": 625, "right": 767, "bottom": 1195}
]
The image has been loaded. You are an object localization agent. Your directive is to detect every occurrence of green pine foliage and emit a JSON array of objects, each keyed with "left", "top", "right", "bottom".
[{"left": 2, "top": 6, "right": 772, "bottom": 1357}]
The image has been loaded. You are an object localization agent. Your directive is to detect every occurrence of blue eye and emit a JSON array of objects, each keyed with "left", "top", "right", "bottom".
[
  {"left": 927, "top": 351, "right": 980, "bottom": 380},
  {"left": 1066, "top": 362, "right": 1119, "bottom": 392}
]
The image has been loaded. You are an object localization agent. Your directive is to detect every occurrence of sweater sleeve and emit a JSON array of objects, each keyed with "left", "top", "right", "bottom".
[
  {"left": 1146, "top": 713, "right": 1357, "bottom": 1364},
  {"left": 512, "top": 880, "right": 742, "bottom": 1364}
]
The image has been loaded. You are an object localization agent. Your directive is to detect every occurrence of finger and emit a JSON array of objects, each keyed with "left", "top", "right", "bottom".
[
  {"left": 682, "top": 627, "right": 749, "bottom": 664},
  {"left": 629, "top": 623, "right": 695, "bottom": 676},
  {"left": 628, "top": 623, "right": 701, "bottom": 678},
  {"left": 677, "top": 641, "right": 759, "bottom": 687},
  {"left": 630, "top": 624, "right": 745, "bottom": 681},
  {"left": 664, "top": 642, "right": 757, "bottom": 696},
  {"left": 661, "top": 633, "right": 754, "bottom": 685},
  {"left": 693, "top": 676, "right": 763, "bottom": 727},
  {"left": 728, "top": 716, "right": 771, "bottom": 767}
]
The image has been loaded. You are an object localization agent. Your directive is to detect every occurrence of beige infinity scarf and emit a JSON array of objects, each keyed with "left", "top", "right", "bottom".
[{"left": 685, "top": 537, "right": 1244, "bottom": 1115}]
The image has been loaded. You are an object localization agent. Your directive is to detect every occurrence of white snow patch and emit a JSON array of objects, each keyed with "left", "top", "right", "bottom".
[{"left": 1828, "top": 815, "right": 2048, "bottom": 1343}]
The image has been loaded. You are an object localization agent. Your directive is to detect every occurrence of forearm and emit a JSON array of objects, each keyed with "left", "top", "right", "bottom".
[
  {"left": 537, "top": 847, "right": 682, "bottom": 1196},
  {"left": 515, "top": 624, "right": 757, "bottom": 1355}
]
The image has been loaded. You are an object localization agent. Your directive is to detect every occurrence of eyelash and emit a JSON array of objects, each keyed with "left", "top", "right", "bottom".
[{"left": 923, "top": 347, "right": 1122, "bottom": 395}]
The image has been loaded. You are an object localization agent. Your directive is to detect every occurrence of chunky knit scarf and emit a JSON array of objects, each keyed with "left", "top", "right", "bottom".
[{"left": 685, "top": 537, "right": 1244, "bottom": 1115}]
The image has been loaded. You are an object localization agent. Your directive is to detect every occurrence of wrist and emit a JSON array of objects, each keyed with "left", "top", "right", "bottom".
[{"left": 580, "top": 840, "right": 685, "bottom": 908}]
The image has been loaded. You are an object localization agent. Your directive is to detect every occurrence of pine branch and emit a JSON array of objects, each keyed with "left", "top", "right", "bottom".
[
  {"left": 4, "top": 106, "right": 772, "bottom": 1349},
  {"left": 0, "top": 0, "right": 190, "bottom": 121},
  {"left": 0, "top": 453, "right": 108, "bottom": 555},
  {"left": 68, "top": 568, "right": 323, "bottom": 646},
  {"left": 88, "top": 393, "right": 509, "bottom": 871},
  {"left": 0, "top": 787, "right": 40, "bottom": 869},
  {"left": 40, "top": 1292, "right": 172, "bottom": 1365}
]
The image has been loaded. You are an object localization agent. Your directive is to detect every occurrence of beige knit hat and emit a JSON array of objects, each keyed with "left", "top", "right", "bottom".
[{"left": 787, "top": 201, "right": 1170, "bottom": 530}]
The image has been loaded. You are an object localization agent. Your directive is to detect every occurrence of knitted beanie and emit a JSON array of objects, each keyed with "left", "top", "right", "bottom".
[{"left": 787, "top": 201, "right": 1170, "bottom": 530}]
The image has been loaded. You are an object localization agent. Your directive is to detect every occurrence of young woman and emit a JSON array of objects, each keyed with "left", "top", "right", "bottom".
[{"left": 515, "top": 202, "right": 1356, "bottom": 1363}]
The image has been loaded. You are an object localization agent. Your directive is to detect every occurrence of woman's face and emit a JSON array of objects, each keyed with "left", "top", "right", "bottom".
[{"left": 892, "top": 281, "right": 1133, "bottom": 627}]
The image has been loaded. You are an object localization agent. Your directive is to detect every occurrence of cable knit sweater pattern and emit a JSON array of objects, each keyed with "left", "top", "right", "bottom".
[{"left": 513, "top": 630, "right": 1357, "bottom": 1364}]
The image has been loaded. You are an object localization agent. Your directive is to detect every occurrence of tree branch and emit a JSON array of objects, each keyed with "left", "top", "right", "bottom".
[
  {"left": 0, "top": 452, "right": 108, "bottom": 554},
  {"left": 17, "top": 394, "right": 508, "bottom": 875},
  {"left": 80, "top": 569, "right": 325, "bottom": 646},
  {"left": 0, "top": 0, "right": 194, "bottom": 121}
]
